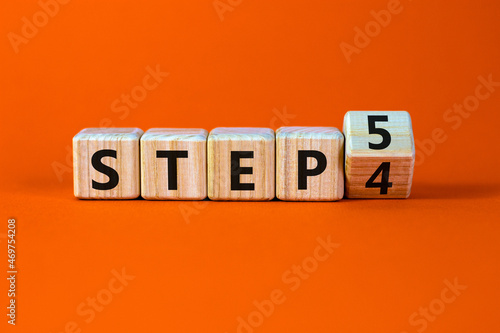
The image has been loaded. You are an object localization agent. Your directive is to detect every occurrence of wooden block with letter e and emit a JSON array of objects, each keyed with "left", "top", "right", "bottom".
[
  {"left": 276, "top": 127, "right": 344, "bottom": 201},
  {"left": 343, "top": 111, "right": 415, "bottom": 198},
  {"left": 208, "top": 127, "right": 275, "bottom": 201},
  {"left": 140, "top": 128, "right": 208, "bottom": 200},
  {"left": 73, "top": 128, "right": 143, "bottom": 199}
]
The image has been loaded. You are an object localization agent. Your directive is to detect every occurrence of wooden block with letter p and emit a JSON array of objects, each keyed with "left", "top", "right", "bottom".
[
  {"left": 208, "top": 127, "right": 275, "bottom": 201},
  {"left": 343, "top": 111, "right": 415, "bottom": 198},
  {"left": 140, "top": 128, "right": 208, "bottom": 200},
  {"left": 73, "top": 128, "right": 143, "bottom": 199},
  {"left": 276, "top": 127, "right": 344, "bottom": 201}
]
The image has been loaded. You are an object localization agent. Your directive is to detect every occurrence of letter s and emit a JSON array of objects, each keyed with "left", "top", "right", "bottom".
[
  {"left": 282, "top": 270, "right": 301, "bottom": 292},
  {"left": 76, "top": 302, "right": 95, "bottom": 324},
  {"left": 409, "top": 312, "right": 427, "bottom": 333},
  {"left": 91, "top": 149, "right": 119, "bottom": 190}
]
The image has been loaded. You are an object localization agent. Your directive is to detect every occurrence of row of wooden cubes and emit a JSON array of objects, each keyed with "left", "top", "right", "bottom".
[{"left": 73, "top": 111, "right": 415, "bottom": 201}]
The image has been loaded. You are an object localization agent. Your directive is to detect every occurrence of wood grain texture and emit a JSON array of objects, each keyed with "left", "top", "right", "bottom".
[
  {"left": 208, "top": 127, "right": 275, "bottom": 201},
  {"left": 276, "top": 126, "right": 344, "bottom": 201},
  {"left": 140, "top": 128, "right": 208, "bottom": 200},
  {"left": 73, "top": 128, "right": 143, "bottom": 199},
  {"left": 343, "top": 111, "right": 415, "bottom": 198}
]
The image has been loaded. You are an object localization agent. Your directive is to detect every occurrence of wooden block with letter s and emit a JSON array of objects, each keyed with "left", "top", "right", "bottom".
[
  {"left": 276, "top": 126, "right": 344, "bottom": 201},
  {"left": 343, "top": 111, "right": 415, "bottom": 198},
  {"left": 208, "top": 127, "right": 275, "bottom": 201},
  {"left": 73, "top": 128, "right": 143, "bottom": 199},
  {"left": 140, "top": 128, "right": 208, "bottom": 200}
]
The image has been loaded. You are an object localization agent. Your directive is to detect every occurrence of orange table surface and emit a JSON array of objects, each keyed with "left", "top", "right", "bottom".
[{"left": 1, "top": 0, "right": 500, "bottom": 332}]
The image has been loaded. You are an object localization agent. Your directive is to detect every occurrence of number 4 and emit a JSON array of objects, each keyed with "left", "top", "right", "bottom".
[{"left": 365, "top": 162, "right": 393, "bottom": 194}]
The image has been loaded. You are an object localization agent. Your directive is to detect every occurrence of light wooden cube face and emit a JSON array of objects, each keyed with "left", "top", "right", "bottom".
[
  {"left": 276, "top": 127, "right": 344, "bottom": 201},
  {"left": 73, "top": 128, "right": 143, "bottom": 199},
  {"left": 343, "top": 111, "right": 415, "bottom": 198},
  {"left": 208, "top": 127, "right": 275, "bottom": 201},
  {"left": 140, "top": 128, "right": 208, "bottom": 200}
]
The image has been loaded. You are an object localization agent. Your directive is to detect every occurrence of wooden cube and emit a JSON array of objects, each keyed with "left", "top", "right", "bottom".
[
  {"left": 343, "top": 111, "right": 415, "bottom": 198},
  {"left": 140, "top": 128, "right": 208, "bottom": 200},
  {"left": 73, "top": 128, "right": 143, "bottom": 199},
  {"left": 208, "top": 127, "right": 275, "bottom": 200},
  {"left": 276, "top": 127, "right": 344, "bottom": 201}
]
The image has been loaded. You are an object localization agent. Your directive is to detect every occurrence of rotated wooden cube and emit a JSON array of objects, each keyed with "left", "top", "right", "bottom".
[
  {"left": 276, "top": 127, "right": 344, "bottom": 201},
  {"left": 208, "top": 127, "right": 275, "bottom": 200},
  {"left": 73, "top": 128, "right": 143, "bottom": 199},
  {"left": 343, "top": 111, "right": 415, "bottom": 198},
  {"left": 140, "top": 128, "right": 208, "bottom": 200}
]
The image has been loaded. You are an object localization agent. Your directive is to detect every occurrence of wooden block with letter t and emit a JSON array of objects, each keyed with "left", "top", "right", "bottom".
[
  {"left": 276, "top": 127, "right": 344, "bottom": 201},
  {"left": 140, "top": 128, "right": 208, "bottom": 200},
  {"left": 208, "top": 127, "right": 275, "bottom": 201},
  {"left": 73, "top": 128, "right": 143, "bottom": 199},
  {"left": 343, "top": 111, "right": 415, "bottom": 198}
]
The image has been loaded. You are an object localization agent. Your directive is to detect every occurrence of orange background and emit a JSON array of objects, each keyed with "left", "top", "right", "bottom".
[{"left": 1, "top": 0, "right": 500, "bottom": 332}]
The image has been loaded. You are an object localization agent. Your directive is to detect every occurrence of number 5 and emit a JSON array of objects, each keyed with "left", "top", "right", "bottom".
[{"left": 368, "top": 115, "right": 391, "bottom": 150}]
